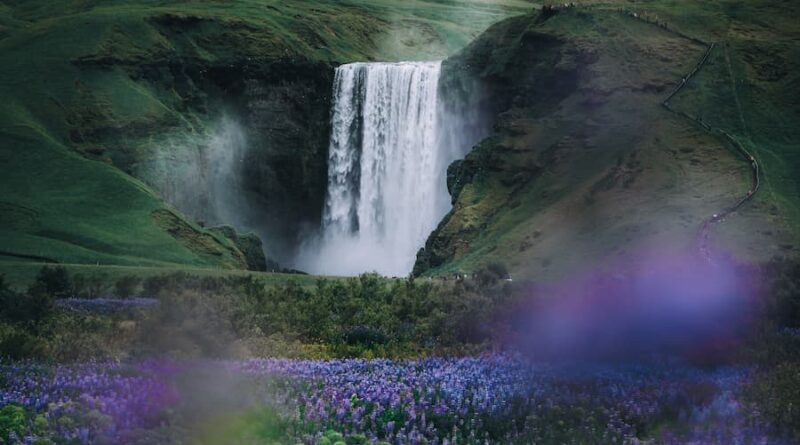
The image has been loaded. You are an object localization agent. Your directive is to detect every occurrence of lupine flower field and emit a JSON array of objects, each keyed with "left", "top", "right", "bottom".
[{"left": 0, "top": 356, "right": 783, "bottom": 445}]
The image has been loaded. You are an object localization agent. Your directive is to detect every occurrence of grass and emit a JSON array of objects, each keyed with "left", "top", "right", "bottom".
[
  {"left": 194, "top": 408, "right": 291, "bottom": 445},
  {"left": 0, "top": 124, "right": 245, "bottom": 268},
  {"left": 0, "top": 261, "right": 328, "bottom": 292}
]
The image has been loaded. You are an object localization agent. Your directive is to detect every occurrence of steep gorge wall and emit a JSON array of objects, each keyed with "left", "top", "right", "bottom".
[
  {"left": 71, "top": 15, "right": 338, "bottom": 266},
  {"left": 241, "top": 61, "right": 334, "bottom": 257}
]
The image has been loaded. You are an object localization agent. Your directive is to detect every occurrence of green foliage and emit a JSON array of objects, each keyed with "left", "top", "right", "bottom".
[
  {"left": 0, "top": 265, "right": 508, "bottom": 360},
  {"left": 344, "top": 326, "right": 388, "bottom": 347},
  {"left": 0, "top": 329, "right": 48, "bottom": 359},
  {"left": 32, "top": 266, "right": 71, "bottom": 298},
  {"left": 0, "top": 273, "right": 54, "bottom": 328},
  {"left": 325, "top": 430, "right": 344, "bottom": 442},
  {"left": 193, "top": 407, "right": 293, "bottom": 445},
  {"left": 159, "top": 272, "right": 493, "bottom": 357},
  {"left": 0, "top": 405, "right": 27, "bottom": 442},
  {"left": 474, "top": 262, "right": 511, "bottom": 288},
  {"left": 114, "top": 275, "right": 141, "bottom": 298},
  {"left": 742, "top": 259, "right": 800, "bottom": 441},
  {"left": 345, "top": 433, "right": 368, "bottom": 445},
  {"left": 764, "top": 260, "right": 800, "bottom": 329},
  {"left": 70, "top": 273, "right": 108, "bottom": 299},
  {"left": 744, "top": 361, "right": 800, "bottom": 442}
]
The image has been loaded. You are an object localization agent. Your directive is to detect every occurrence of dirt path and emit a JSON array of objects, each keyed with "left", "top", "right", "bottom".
[
  {"left": 618, "top": 11, "right": 761, "bottom": 261},
  {"left": 662, "top": 46, "right": 760, "bottom": 260}
]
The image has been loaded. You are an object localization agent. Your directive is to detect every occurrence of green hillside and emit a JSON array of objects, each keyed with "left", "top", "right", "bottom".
[
  {"left": 415, "top": 0, "right": 800, "bottom": 278},
  {"left": 0, "top": 0, "right": 530, "bottom": 271}
]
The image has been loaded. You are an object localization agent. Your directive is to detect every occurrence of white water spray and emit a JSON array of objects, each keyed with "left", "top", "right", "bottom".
[{"left": 299, "top": 61, "right": 463, "bottom": 276}]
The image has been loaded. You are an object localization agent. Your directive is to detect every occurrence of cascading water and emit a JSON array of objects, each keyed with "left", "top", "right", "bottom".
[{"left": 298, "top": 61, "right": 462, "bottom": 276}]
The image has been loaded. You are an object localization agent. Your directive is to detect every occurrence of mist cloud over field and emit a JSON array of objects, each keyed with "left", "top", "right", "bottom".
[{"left": 504, "top": 248, "right": 760, "bottom": 361}]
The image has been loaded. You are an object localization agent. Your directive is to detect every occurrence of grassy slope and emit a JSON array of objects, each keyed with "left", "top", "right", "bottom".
[
  {"left": 418, "top": 0, "right": 799, "bottom": 278},
  {"left": 652, "top": 1, "right": 800, "bottom": 256},
  {"left": 0, "top": 0, "right": 531, "bottom": 276},
  {"left": 0, "top": 260, "right": 328, "bottom": 292}
]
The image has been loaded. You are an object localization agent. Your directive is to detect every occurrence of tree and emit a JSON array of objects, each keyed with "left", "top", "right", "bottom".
[{"left": 31, "top": 266, "right": 70, "bottom": 298}]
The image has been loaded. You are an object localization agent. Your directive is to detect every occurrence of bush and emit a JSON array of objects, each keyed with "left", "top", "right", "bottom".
[
  {"left": 476, "top": 262, "right": 510, "bottom": 287},
  {"left": 744, "top": 361, "right": 800, "bottom": 442},
  {"left": 345, "top": 433, "right": 368, "bottom": 445},
  {"left": 766, "top": 260, "right": 800, "bottom": 328},
  {"left": 32, "top": 266, "right": 71, "bottom": 298},
  {"left": 343, "top": 326, "right": 388, "bottom": 346},
  {"left": 324, "top": 430, "right": 343, "bottom": 442},
  {"left": 0, "top": 405, "right": 27, "bottom": 442},
  {"left": 0, "top": 329, "right": 49, "bottom": 359},
  {"left": 0, "top": 275, "right": 54, "bottom": 326},
  {"left": 114, "top": 276, "right": 141, "bottom": 298},
  {"left": 487, "top": 262, "right": 509, "bottom": 279},
  {"left": 70, "top": 273, "right": 109, "bottom": 298}
]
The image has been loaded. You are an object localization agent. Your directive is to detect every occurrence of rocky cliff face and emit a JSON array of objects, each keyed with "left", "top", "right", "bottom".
[{"left": 240, "top": 61, "right": 334, "bottom": 255}]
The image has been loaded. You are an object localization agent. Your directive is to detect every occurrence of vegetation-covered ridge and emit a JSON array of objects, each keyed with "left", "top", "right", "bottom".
[{"left": 415, "top": 1, "right": 799, "bottom": 279}]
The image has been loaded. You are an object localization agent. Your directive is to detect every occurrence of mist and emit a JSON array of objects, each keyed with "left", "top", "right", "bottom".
[
  {"left": 502, "top": 247, "right": 761, "bottom": 362},
  {"left": 140, "top": 117, "right": 247, "bottom": 224},
  {"left": 139, "top": 116, "right": 283, "bottom": 262}
]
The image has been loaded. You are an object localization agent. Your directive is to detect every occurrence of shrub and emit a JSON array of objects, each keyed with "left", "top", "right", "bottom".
[
  {"left": 476, "top": 262, "right": 509, "bottom": 287},
  {"left": 0, "top": 405, "right": 26, "bottom": 441},
  {"left": 70, "top": 273, "right": 109, "bottom": 298},
  {"left": 345, "top": 433, "right": 368, "bottom": 445},
  {"left": 1, "top": 276, "right": 54, "bottom": 327},
  {"left": 487, "top": 262, "right": 509, "bottom": 279},
  {"left": 744, "top": 362, "right": 800, "bottom": 442},
  {"left": 325, "top": 430, "right": 344, "bottom": 442},
  {"left": 343, "top": 325, "right": 388, "bottom": 346},
  {"left": 24, "top": 286, "right": 56, "bottom": 324},
  {"left": 31, "top": 266, "right": 71, "bottom": 298},
  {"left": 114, "top": 276, "right": 141, "bottom": 298},
  {"left": 767, "top": 260, "right": 800, "bottom": 328},
  {"left": 0, "top": 327, "right": 49, "bottom": 359}
]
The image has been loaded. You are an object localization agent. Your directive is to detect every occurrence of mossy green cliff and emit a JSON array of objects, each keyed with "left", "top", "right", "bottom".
[{"left": 415, "top": 2, "right": 799, "bottom": 278}]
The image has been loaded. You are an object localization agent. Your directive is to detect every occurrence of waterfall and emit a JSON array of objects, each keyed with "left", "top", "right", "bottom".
[{"left": 300, "top": 61, "right": 457, "bottom": 276}]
